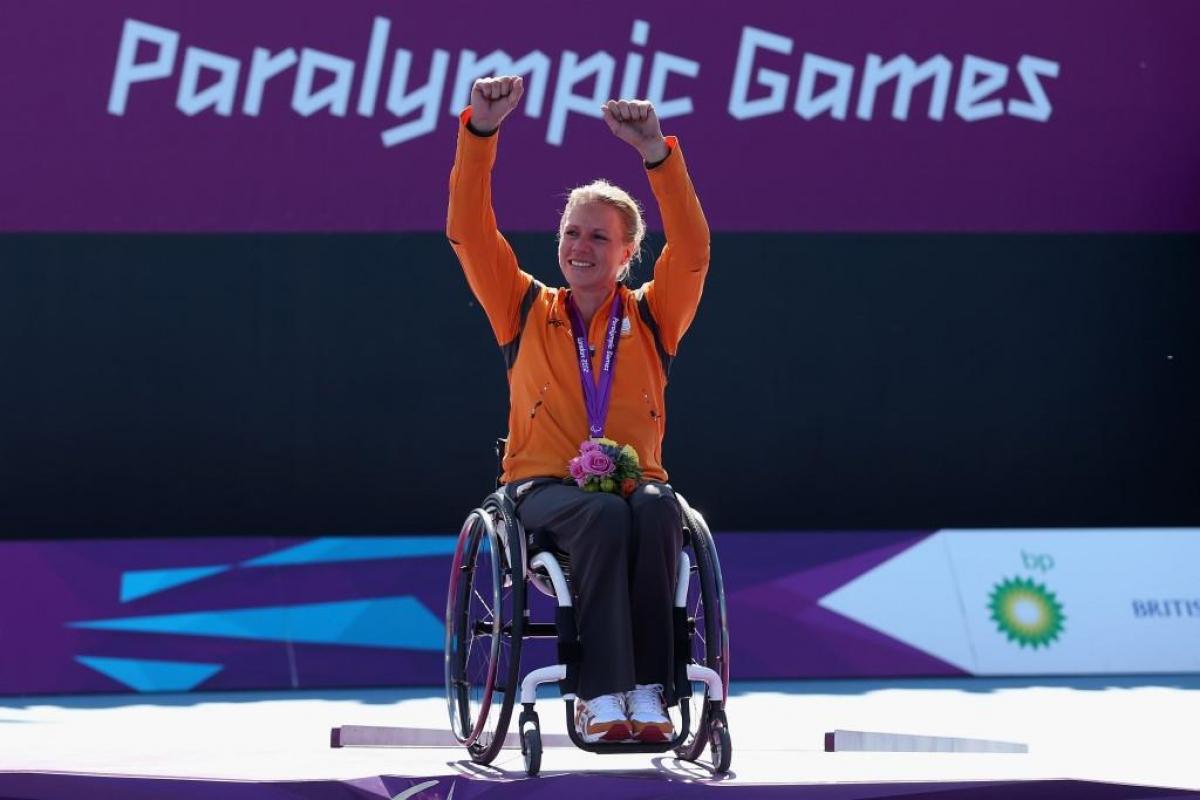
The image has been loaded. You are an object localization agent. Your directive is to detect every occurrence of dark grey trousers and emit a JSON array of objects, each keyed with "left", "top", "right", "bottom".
[{"left": 511, "top": 480, "right": 683, "bottom": 702}]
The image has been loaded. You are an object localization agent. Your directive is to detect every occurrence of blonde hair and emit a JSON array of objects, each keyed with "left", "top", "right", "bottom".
[{"left": 559, "top": 180, "right": 646, "bottom": 283}]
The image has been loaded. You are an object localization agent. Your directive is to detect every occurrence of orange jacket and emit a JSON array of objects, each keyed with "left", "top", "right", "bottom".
[{"left": 447, "top": 109, "right": 710, "bottom": 484}]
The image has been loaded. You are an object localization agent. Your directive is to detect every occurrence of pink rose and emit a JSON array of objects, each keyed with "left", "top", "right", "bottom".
[
  {"left": 568, "top": 457, "right": 587, "bottom": 485},
  {"left": 580, "top": 440, "right": 601, "bottom": 454},
  {"left": 581, "top": 449, "right": 615, "bottom": 477}
]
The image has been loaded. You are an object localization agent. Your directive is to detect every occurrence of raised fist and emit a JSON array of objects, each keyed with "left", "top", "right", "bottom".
[
  {"left": 470, "top": 76, "right": 524, "bottom": 133},
  {"left": 601, "top": 100, "right": 668, "bottom": 163}
]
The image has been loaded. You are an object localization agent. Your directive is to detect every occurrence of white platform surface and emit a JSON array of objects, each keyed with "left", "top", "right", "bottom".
[{"left": 1, "top": 677, "right": 1198, "bottom": 790}]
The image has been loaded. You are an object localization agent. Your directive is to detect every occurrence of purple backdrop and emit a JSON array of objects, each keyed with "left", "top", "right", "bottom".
[
  {"left": 0, "top": 532, "right": 961, "bottom": 696},
  {"left": 1, "top": 1, "right": 1197, "bottom": 232}
]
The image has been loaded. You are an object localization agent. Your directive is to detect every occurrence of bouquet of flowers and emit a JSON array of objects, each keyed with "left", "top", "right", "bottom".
[{"left": 567, "top": 438, "right": 643, "bottom": 496}]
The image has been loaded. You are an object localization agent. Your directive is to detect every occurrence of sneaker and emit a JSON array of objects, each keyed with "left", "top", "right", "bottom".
[
  {"left": 625, "top": 683, "right": 673, "bottom": 742},
  {"left": 574, "top": 693, "right": 632, "bottom": 743}
]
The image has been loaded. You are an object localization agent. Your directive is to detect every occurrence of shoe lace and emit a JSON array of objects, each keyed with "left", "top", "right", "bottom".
[
  {"left": 585, "top": 693, "right": 626, "bottom": 718},
  {"left": 626, "top": 684, "right": 664, "bottom": 715}
]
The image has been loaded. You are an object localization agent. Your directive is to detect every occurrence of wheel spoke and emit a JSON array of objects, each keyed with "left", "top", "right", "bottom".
[
  {"left": 447, "top": 508, "right": 527, "bottom": 763},
  {"left": 473, "top": 588, "right": 494, "bottom": 619}
]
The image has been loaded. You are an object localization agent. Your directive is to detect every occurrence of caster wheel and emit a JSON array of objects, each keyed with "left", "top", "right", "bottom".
[
  {"left": 709, "top": 719, "right": 731, "bottom": 774},
  {"left": 523, "top": 727, "right": 542, "bottom": 776}
]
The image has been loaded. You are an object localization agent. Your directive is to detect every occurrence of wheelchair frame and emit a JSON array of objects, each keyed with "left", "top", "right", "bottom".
[{"left": 444, "top": 488, "right": 732, "bottom": 776}]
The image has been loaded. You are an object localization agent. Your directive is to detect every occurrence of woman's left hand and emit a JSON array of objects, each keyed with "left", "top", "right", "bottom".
[{"left": 602, "top": 100, "right": 668, "bottom": 163}]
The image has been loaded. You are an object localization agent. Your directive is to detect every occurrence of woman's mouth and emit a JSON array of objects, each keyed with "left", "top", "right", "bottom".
[{"left": 568, "top": 259, "right": 595, "bottom": 269}]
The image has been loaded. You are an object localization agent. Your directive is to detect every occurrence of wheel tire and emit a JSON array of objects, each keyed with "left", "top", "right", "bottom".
[
  {"left": 709, "top": 718, "right": 732, "bottom": 774},
  {"left": 523, "top": 727, "right": 542, "bottom": 776},
  {"left": 444, "top": 495, "right": 526, "bottom": 765},
  {"left": 674, "top": 499, "right": 729, "bottom": 763}
]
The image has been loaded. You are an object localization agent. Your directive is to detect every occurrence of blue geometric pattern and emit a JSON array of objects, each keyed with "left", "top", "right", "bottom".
[
  {"left": 75, "top": 656, "right": 223, "bottom": 692},
  {"left": 69, "top": 596, "right": 443, "bottom": 650},
  {"left": 120, "top": 565, "right": 230, "bottom": 602},
  {"left": 106, "top": 537, "right": 459, "bottom": 602},
  {"left": 241, "top": 536, "right": 457, "bottom": 567}
]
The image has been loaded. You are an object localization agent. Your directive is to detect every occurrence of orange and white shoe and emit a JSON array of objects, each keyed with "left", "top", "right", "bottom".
[
  {"left": 575, "top": 693, "right": 631, "bottom": 743},
  {"left": 626, "top": 684, "right": 674, "bottom": 742}
]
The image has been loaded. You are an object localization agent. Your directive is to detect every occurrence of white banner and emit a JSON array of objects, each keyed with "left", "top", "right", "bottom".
[{"left": 820, "top": 529, "right": 1200, "bottom": 675}]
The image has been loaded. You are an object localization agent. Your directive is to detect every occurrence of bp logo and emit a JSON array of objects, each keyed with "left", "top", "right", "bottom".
[{"left": 988, "top": 577, "right": 1066, "bottom": 649}]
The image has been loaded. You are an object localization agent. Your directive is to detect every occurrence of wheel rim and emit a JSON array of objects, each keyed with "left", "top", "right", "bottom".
[
  {"left": 446, "top": 511, "right": 510, "bottom": 748},
  {"left": 464, "top": 523, "right": 503, "bottom": 747},
  {"left": 675, "top": 506, "right": 726, "bottom": 760},
  {"left": 690, "top": 506, "right": 728, "bottom": 691}
]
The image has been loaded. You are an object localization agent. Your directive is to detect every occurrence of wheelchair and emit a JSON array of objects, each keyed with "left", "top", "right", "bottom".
[{"left": 444, "top": 485, "right": 732, "bottom": 776}]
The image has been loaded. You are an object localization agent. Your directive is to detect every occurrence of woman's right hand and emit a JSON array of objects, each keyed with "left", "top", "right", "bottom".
[{"left": 470, "top": 76, "right": 524, "bottom": 133}]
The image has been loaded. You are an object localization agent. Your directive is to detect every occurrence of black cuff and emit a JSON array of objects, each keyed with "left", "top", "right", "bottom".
[
  {"left": 644, "top": 149, "right": 672, "bottom": 170},
  {"left": 466, "top": 119, "right": 498, "bottom": 138}
]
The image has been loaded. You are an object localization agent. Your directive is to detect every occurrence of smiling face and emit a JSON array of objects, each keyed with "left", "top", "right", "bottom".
[{"left": 558, "top": 201, "right": 633, "bottom": 297}]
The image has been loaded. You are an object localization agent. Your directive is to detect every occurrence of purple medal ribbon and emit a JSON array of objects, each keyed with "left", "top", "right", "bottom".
[{"left": 565, "top": 291, "right": 624, "bottom": 439}]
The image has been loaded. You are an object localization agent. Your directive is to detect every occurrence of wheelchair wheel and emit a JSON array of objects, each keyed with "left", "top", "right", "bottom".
[
  {"left": 674, "top": 497, "right": 730, "bottom": 764},
  {"left": 709, "top": 713, "right": 732, "bottom": 773},
  {"left": 445, "top": 494, "right": 526, "bottom": 764},
  {"left": 522, "top": 727, "right": 542, "bottom": 776}
]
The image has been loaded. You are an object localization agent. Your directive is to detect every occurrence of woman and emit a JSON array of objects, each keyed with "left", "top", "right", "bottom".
[{"left": 447, "top": 75, "right": 709, "bottom": 743}]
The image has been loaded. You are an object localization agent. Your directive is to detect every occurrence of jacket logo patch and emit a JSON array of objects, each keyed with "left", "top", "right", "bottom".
[
  {"left": 547, "top": 316, "right": 565, "bottom": 328},
  {"left": 621, "top": 316, "right": 632, "bottom": 337}
]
